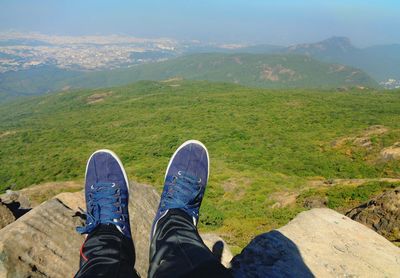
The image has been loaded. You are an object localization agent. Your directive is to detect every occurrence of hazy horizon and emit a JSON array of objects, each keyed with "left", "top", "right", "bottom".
[{"left": 0, "top": 0, "right": 399, "bottom": 47}]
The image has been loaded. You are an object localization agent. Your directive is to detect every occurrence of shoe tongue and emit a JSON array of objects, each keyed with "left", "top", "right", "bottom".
[{"left": 176, "top": 176, "right": 201, "bottom": 202}]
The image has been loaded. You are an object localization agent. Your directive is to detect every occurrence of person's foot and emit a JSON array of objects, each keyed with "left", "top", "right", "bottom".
[
  {"left": 76, "top": 149, "right": 132, "bottom": 238},
  {"left": 151, "top": 140, "right": 210, "bottom": 237}
]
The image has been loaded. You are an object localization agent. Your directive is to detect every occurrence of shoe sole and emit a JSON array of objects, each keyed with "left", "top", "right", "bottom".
[
  {"left": 164, "top": 139, "right": 210, "bottom": 182},
  {"left": 85, "top": 149, "right": 130, "bottom": 190}
]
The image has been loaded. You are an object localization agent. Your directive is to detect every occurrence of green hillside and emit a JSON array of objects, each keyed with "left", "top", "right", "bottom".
[
  {"left": 0, "top": 53, "right": 378, "bottom": 101},
  {"left": 79, "top": 53, "right": 377, "bottom": 88},
  {"left": 0, "top": 80, "right": 399, "bottom": 250},
  {"left": 0, "top": 66, "right": 81, "bottom": 101}
]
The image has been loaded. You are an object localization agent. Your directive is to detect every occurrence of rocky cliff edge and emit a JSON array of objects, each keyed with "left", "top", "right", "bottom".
[{"left": 0, "top": 182, "right": 399, "bottom": 278}]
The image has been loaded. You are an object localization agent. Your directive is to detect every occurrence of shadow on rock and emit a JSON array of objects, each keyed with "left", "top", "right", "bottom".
[
  {"left": 212, "top": 240, "right": 225, "bottom": 262},
  {"left": 231, "top": 230, "right": 314, "bottom": 278},
  {"left": 73, "top": 211, "right": 87, "bottom": 221},
  {"left": 3, "top": 201, "right": 31, "bottom": 219}
]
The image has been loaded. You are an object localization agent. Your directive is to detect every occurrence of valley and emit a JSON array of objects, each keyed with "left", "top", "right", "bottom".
[
  {"left": 0, "top": 80, "right": 399, "bottom": 249},
  {"left": 0, "top": 53, "right": 378, "bottom": 101}
]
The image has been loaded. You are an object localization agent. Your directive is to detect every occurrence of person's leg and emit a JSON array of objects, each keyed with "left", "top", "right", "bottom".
[
  {"left": 75, "top": 224, "right": 138, "bottom": 278},
  {"left": 74, "top": 150, "right": 139, "bottom": 278},
  {"left": 149, "top": 209, "right": 231, "bottom": 278},
  {"left": 148, "top": 140, "right": 232, "bottom": 278}
]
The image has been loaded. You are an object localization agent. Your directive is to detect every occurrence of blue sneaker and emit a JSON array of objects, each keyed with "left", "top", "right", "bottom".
[
  {"left": 76, "top": 149, "right": 131, "bottom": 238},
  {"left": 151, "top": 140, "right": 210, "bottom": 237}
]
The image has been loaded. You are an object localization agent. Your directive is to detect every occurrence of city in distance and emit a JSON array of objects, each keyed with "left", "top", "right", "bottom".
[{"left": 1, "top": 32, "right": 399, "bottom": 86}]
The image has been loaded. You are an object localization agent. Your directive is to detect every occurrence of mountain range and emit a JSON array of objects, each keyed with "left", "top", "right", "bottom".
[
  {"left": 278, "top": 37, "right": 400, "bottom": 82},
  {"left": 0, "top": 53, "right": 378, "bottom": 102},
  {"left": 182, "top": 37, "right": 400, "bottom": 83},
  {"left": 0, "top": 36, "right": 399, "bottom": 101}
]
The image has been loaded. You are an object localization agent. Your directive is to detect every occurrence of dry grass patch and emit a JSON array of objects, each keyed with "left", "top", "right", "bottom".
[
  {"left": 380, "top": 142, "right": 400, "bottom": 162},
  {"left": 269, "top": 191, "right": 299, "bottom": 208},
  {"left": 221, "top": 177, "right": 252, "bottom": 200},
  {"left": 161, "top": 76, "right": 183, "bottom": 83},
  {"left": 87, "top": 91, "right": 113, "bottom": 104},
  {"left": 331, "top": 125, "right": 389, "bottom": 149},
  {"left": 0, "top": 131, "right": 16, "bottom": 139},
  {"left": 307, "top": 178, "right": 400, "bottom": 188},
  {"left": 20, "top": 181, "right": 83, "bottom": 206}
]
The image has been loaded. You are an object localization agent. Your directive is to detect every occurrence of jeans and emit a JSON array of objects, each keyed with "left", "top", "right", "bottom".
[{"left": 74, "top": 209, "right": 232, "bottom": 278}]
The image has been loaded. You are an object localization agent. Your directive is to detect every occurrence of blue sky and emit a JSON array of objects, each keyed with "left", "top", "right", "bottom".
[{"left": 0, "top": 0, "right": 399, "bottom": 46}]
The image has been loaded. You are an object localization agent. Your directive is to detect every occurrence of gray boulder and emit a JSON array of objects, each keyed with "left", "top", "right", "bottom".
[
  {"left": 1, "top": 190, "right": 31, "bottom": 209},
  {"left": 231, "top": 208, "right": 400, "bottom": 277},
  {"left": 346, "top": 187, "right": 400, "bottom": 245},
  {"left": 0, "top": 198, "right": 84, "bottom": 278},
  {"left": 0, "top": 202, "right": 15, "bottom": 229},
  {"left": 0, "top": 182, "right": 232, "bottom": 278},
  {"left": 1, "top": 183, "right": 399, "bottom": 278},
  {"left": 129, "top": 182, "right": 160, "bottom": 276}
]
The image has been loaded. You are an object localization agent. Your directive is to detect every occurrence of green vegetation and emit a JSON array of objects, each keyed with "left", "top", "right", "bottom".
[
  {"left": 0, "top": 80, "right": 399, "bottom": 249},
  {"left": 77, "top": 53, "right": 377, "bottom": 89},
  {"left": 0, "top": 66, "right": 81, "bottom": 101},
  {"left": 297, "top": 181, "right": 399, "bottom": 213},
  {"left": 0, "top": 53, "right": 378, "bottom": 101},
  {"left": 23, "top": 184, "right": 83, "bottom": 205}
]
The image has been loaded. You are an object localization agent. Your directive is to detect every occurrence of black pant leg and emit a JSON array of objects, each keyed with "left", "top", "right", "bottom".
[
  {"left": 148, "top": 209, "right": 232, "bottom": 278},
  {"left": 75, "top": 224, "right": 139, "bottom": 278}
]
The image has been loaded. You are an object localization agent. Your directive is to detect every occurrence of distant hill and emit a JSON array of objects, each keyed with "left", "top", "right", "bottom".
[
  {"left": 185, "top": 44, "right": 285, "bottom": 54},
  {"left": 285, "top": 37, "right": 400, "bottom": 81},
  {"left": 0, "top": 53, "right": 378, "bottom": 101},
  {"left": 354, "top": 44, "right": 400, "bottom": 81},
  {"left": 0, "top": 66, "right": 81, "bottom": 101},
  {"left": 237, "top": 37, "right": 400, "bottom": 82},
  {"left": 77, "top": 53, "right": 377, "bottom": 89},
  {"left": 286, "top": 37, "right": 357, "bottom": 58}
]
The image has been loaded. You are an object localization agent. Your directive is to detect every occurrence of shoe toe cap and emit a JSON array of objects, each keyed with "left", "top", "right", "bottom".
[
  {"left": 86, "top": 151, "right": 127, "bottom": 188},
  {"left": 167, "top": 142, "right": 209, "bottom": 184}
]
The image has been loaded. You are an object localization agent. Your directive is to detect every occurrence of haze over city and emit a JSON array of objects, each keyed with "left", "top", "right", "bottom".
[{"left": 1, "top": 0, "right": 400, "bottom": 46}]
